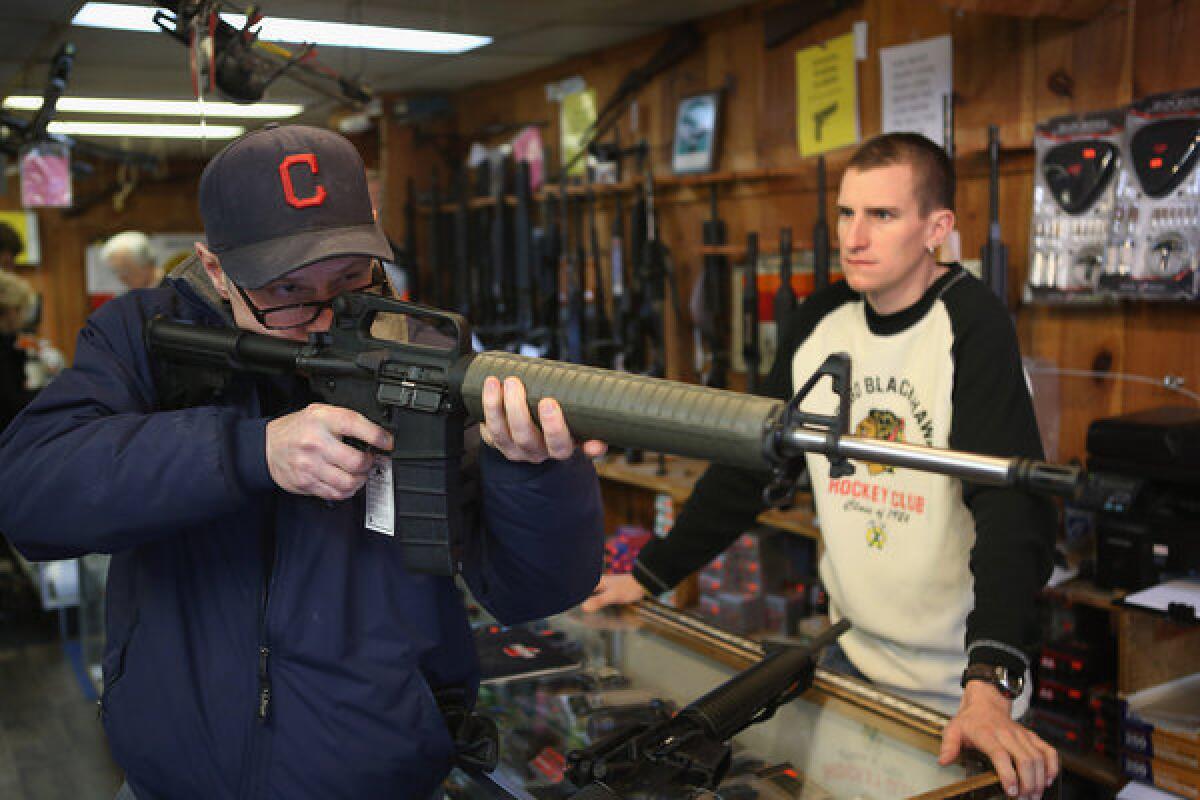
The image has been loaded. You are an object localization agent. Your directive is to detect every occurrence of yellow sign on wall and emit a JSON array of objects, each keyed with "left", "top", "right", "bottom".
[
  {"left": 0, "top": 210, "right": 40, "bottom": 266},
  {"left": 795, "top": 32, "right": 860, "bottom": 156},
  {"left": 560, "top": 88, "right": 597, "bottom": 177}
]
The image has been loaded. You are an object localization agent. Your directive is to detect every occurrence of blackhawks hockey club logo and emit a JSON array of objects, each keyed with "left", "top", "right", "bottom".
[{"left": 854, "top": 409, "right": 906, "bottom": 475}]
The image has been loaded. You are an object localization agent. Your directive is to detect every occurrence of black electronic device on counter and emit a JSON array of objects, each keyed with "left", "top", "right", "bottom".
[{"left": 1087, "top": 407, "right": 1200, "bottom": 591}]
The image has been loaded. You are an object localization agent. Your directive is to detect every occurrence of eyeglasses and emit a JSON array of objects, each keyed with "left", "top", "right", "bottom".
[{"left": 234, "top": 260, "right": 385, "bottom": 330}]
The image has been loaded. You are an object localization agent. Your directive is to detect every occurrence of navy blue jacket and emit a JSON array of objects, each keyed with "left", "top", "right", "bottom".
[{"left": 0, "top": 274, "right": 605, "bottom": 799}]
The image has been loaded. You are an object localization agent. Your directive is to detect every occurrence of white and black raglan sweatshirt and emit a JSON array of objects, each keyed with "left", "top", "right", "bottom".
[{"left": 634, "top": 264, "right": 1055, "bottom": 702}]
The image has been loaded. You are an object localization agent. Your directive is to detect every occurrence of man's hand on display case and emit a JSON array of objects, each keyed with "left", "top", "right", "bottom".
[
  {"left": 581, "top": 573, "right": 647, "bottom": 612},
  {"left": 938, "top": 681, "right": 1059, "bottom": 799}
]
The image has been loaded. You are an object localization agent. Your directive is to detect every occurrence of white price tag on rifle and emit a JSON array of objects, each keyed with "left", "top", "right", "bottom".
[{"left": 364, "top": 455, "right": 395, "bottom": 536}]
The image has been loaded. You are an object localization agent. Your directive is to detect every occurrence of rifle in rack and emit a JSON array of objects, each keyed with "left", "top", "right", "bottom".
[
  {"left": 697, "top": 186, "right": 729, "bottom": 389},
  {"left": 981, "top": 125, "right": 1008, "bottom": 304},
  {"left": 485, "top": 155, "right": 517, "bottom": 347},
  {"left": 742, "top": 232, "right": 761, "bottom": 394},
  {"left": 813, "top": 156, "right": 831, "bottom": 293},
  {"left": 403, "top": 178, "right": 419, "bottom": 302},
  {"left": 622, "top": 144, "right": 649, "bottom": 378},
  {"left": 609, "top": 190, "right": 629, "bottom": 372},
  {"left": 529, "top": 189, "right": 561, "bottom": 358},
  {"left": 471, "top": 162, "right": 494, "bottom": 335},
  {"left": 584, "top": 185, "right": 617, "bottom": 366},
  {"left": 635, "top": 144, "right": 679, "bottom": 383},
  {"left": 512, "top": 160, "right": 537, "bottom": 335},
  {"left": 559, "top": 180, "right": 586, "bottom": 363},
  {"left": 452, "top": 170, "right": 473, "bottom": 321},
  {"left": 427, "top": 170, "right": 446, "bottom": 308},
  {"left": 774, "top": 227, "right": 798, "bottom": 332}
]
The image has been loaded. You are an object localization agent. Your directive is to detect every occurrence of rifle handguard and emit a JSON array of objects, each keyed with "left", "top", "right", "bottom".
[{"left": 457, "top": 352, "right": 780, "bottom": 472}]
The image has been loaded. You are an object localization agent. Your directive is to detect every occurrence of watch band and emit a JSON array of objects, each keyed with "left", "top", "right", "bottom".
[{"left": 961, "top": 663, "right": 1024, "bottom": 699}]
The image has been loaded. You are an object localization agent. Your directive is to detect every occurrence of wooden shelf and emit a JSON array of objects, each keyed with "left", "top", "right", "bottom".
[
  {"left": 594, "top": 453, "right": 821, "bottom": 539},
  {"left": 699, "top": 241, "right": 814, "bottom": 258},
  {"left": 1059, "top": 750, "right": 1124, "bottom": 789},
  {"left": 415, "top": 147, "right": 1035, "bottom": 215},
  {"left": 1043, "top": 577, "right": 1123, "bottom": 612},
  {"left": 594, "top": 453, "right": 704, "bottom": 503}
]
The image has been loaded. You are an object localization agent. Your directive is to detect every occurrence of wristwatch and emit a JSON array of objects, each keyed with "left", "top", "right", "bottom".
[{"left": 961, "top": 663, "right": 1025, "bottom": 699}]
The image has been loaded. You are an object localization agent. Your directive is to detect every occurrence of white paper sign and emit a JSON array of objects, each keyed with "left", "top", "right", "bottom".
[{"left": 880, "top": 35, "right": 953, "bottom": 150}]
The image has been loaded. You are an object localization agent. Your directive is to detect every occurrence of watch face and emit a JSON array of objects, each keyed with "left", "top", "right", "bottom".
[{"left": 1001, "top": 667, "right": 1025, "bottom": 697}]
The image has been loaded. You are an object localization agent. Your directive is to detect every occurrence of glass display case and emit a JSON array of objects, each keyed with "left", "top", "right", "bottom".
[{"left": 445, "top": 601, "right": 1004, "bottom": 799}]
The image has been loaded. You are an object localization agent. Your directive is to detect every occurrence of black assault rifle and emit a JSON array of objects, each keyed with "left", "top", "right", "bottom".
[
  {"left": 981, "top": 124, "right": 1009, "bottom": 304},
  {"left": 147, "top": 294, "right": 1101, "bottom": 577},
  {"left": 742, "top": 232, "right": 761, "bottom": 393},
  {"left": 566, "top": 617, "right": 851, "bottom": 794}
]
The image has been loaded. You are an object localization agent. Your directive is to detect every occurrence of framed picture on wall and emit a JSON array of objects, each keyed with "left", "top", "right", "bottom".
[{"left": 671, "top": 91, "right": 721, "bottom": 175}]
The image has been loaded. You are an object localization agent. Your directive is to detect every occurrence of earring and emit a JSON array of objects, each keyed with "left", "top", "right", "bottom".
[{"left": 927, "top": 244, "right": 937, "bottom": 256}]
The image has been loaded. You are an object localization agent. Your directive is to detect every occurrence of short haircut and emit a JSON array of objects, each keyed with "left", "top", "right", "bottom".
[
  {"left": 101, "top": 230, "right": 156, "bottom": 266},
  {"left": 0, "top": 221, "right": 23, "bottom": 259},
  {"left": 847, "top": 133, "right": 955, "bottom": 214},
  {"left": 0, "top": 269, "right": 36, "bottom": 334}
]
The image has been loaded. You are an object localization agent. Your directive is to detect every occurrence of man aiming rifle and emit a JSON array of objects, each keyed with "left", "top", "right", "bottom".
[{"left": 0, "top": 125, "right": 606, "bottom": 800}]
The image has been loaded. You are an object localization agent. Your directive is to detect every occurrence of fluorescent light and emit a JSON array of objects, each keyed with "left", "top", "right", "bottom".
[
  {"left": 72, "top": 2, "right": 492, "bottom": 53},
  {"left": 4, "top": 96, "right": 303, "bottom": 119},
  {"left": 72, "top": 2, "right": 159, "bottom": 32},
  {"left": 47, "top": 121, "right": 245, "bottom": 139}
]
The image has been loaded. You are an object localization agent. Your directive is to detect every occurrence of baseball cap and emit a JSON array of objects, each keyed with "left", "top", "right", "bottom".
[{"left": 198, "top": 124, "right": 392, "bottom": 288}]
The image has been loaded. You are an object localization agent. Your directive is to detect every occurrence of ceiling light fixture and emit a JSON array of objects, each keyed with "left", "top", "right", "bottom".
[
  {"left": 4, "top": 96, "right": 303, "bottom": 118},
  {"left": 47, "top": 121, "right": 245, "bottom": 139},
  {"left": 72, "top": 2, "right": 492, "bottom": 54}
]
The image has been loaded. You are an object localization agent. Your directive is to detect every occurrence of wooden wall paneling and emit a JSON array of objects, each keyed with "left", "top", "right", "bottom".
[
  {"left": 759, "top": 2, "right": 860, "bottom": 168},
  {"left": 1022, "top": 308, "right": 1126, "bottom": 461},
  {"left": 1117, "top": 305, "right": 1200, "bottom": 413},
  {"left": 704, "top": 8, "right": 760, "bottom": 172},
  {"left": 869, "top": 0, "right": 955, "bottom": 144},
  {"left": 1132, "top": 0, "right": 1200, "bottom": 97},
  {"left": 951, "top": 12, "right": 1033, "bottom": 155},
  {"left": 1031, "top": 18, "right": 1080, "bottom": 122},
  {"left": 1070, "top": 4, "right": 1136, "bottom": 112},
  {"left": 876, "top": 0, "right": 954, "bottom": 43}
]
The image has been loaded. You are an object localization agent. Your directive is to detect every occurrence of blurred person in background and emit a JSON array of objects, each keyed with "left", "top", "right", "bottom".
[{"left": 100, "top": 231, "right": 164, "bottom": 291}]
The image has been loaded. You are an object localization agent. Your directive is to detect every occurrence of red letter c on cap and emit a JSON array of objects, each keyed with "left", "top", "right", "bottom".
[{"left": 279, "top": 153, "right": 328, "bottom": 209}]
